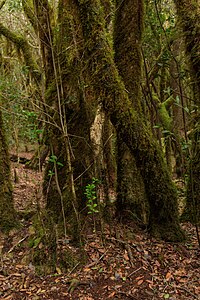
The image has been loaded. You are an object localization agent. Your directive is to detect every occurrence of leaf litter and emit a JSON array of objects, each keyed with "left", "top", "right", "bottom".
[{"left": 0, "top": 158, "right": 199, "bottom": 300}]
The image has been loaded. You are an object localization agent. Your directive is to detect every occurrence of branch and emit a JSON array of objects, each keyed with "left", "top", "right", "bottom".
[
  {"left": 0, "top": 22, "right": 41, "bottom": 84},
  {"left": 22, "top": 0, "right": 38, "bottom": 34},
  {"left": 0, "top": 0, "right": 6, "bottom": 11}
]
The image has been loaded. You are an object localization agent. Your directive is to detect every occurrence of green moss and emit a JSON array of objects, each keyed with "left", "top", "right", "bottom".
[
  {"left": 175, "top": 0, "right": 200, "bottom": 224},
  {"left": 175, "top": 0, "right": 200, "bottom": 104},
  {"left": 77, "top": 0, "right": 185, "bottom": 241},
  {"left": 0, "top": 23, "right": 41, "bottom": 83},
  {"left": 184, "top": 127, "right": 200, "bottom": 223},
  {"left": 22, "top": 0, "right": 38, "bottom": 32},
  {"left": 0, "top": 109, "right": 17, "bottom": 231},
  {"left": 114, "top": 0, "right": 144, "bottom": 111}
]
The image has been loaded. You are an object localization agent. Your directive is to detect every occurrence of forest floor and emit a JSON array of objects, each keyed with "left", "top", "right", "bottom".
[{"left": 0, "top": 154, "right": 200, "bottom": 300}]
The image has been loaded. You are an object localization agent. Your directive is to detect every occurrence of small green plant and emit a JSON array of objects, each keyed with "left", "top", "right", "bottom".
[
  {"left": 85, "top": 178, "right": 100, "bottom": 214},
  {"left": 48, "top": 155, "right": 64, "bottom": 177},
  {"left": 48, "top": 155, "right": 64, "bottom": 167},
  {"left": 48, "top": 169, "right": 55, "bottom": 177}
]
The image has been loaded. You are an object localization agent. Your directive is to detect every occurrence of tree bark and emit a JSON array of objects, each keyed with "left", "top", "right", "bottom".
[
  {"left": 0, "top": 109, "right": 16, "bottom": 231},
  {"left": 40, "top": 0, "right": 95, "bottom": 228},
  {"left": 77, "top": 0, "right": 185, "bottom": 241},
  {"left": 114, "top": 0, "right": 148, "bottom": 224},
  {"left": 175, "top": 0, "right": 200, "bottom": 223}
]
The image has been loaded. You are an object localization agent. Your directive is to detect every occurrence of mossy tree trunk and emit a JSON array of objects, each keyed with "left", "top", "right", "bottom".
[
  {"left": 34, "top": 0, "right": 95, "bottom": 229},
  {"left": 114, "top": 0, "right": 148, "bottom": 224},
  {"left": 0, "top": 109, "right": 16, "bottom": 231},
  {"left": 170, "top": 40, "right": 187, "bottom": 178},
  {"left": 175, "top": 0, "right": 200, "bottom": 223},
  {"left": 77, "top": 0, "right": 184, "bottom": 241}
]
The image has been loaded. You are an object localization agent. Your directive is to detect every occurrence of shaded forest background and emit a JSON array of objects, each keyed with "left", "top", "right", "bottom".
[{"left": 0, "top": 0, "right": 200, "bottom": 279}]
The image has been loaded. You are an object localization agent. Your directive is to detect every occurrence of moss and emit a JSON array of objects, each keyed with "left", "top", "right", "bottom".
[
  {"left": 77, "top": 0, "right": 185, "bottom": 241},
  {"left": 43, "top": 0, "right": 96, "bottom": 233},
  {"left": 175, "top": 0, "right": 200, "bottom": 224},
  {"left": 175, "top": 0, "right": 200, "bottom": 104},
  {"left": 22, "top": 0, "right": 38, "bottom": 33},
  {"left": 0, "top": 22, "right": 41, "bottom": 84},
  {"left": 116, "top": 145, "right": 149, "bottom": 224},
  {"left": 0, "top": 109, "right": 17, "bottom": 231},
  {"left": 113, "top": 0, "right": 149, "bottom": 222},
  {"left": 114, "top": 0, "right": 144, "bottom": 111},
  {"left": 158, "top": 102, "right": 173, "bottom": 131},
  {"left": 184, "top": 126, "right": 200, "bottom": 224},
  {"left": 28, "top": 212, "right": 84, "bottom": 275}
]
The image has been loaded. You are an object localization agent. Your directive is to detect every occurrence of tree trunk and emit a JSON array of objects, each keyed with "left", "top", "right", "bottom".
[
  {"left": 114, "top": 0, "right": 148, "bottom": 224},
  {"left": 0, "top": 109, "right": 16, "bottom": 231},
  {"left": 175, "top": 0, "right": 200, "bottom": 223},
  {"left": 77, "top": 0, "right": 184, "bottom": 241},
  {"left": 40, "top": 0, "right": 95, "bottom": 229}
]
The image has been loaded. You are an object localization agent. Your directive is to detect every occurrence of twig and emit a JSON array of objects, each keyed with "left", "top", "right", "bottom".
[
  {"left": 8, "top": 235, "right": 29, "bottom": 253},
  {"left": 177, "top": 286, "right": 199, "bottom": 300},
  {"left": 125, "top": 244, "right": 134, "bottom": 267},
  {"left": 68, "top": 262, "right": 80, "bottom": 276},
  {"left": 85, "top": 248, "right": 109, "bottom": 268},
  {"left": 128, "top": 267, "right": 143, "bottom": 278},
  {"left": 114, "top": 287, "right": 136, "bottom": 299}
]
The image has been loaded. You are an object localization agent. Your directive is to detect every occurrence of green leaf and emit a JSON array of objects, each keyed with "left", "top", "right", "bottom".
[
  {"left": 48, "top": 155, "right": 57, "bottom": 163},
  {"left": 184, "top": 106, "right": 189, "bottom": 113},
  {"left": 175, "top": 95, "right": 180, "bottom": 104},
  {"left": 48, "top": 170, "right": 54, "bottom": 176},
  {"left": 33, "top": 237, "right": 42, "bottom": 248}
]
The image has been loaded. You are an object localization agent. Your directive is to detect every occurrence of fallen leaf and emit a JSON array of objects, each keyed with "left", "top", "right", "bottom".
[
  {"left": 136, "top": 276, "right": 144, "bottom": 281},
  {"left": 137, "top": 279, "right": 144, "bottom": 285},
  {"left": 123, "top": 251, "right": 129, "bottom": 261},
  {"left": 108, "top": 291, "right": 116, "bottom": 298},
  {"left": 83, "top": 267, "right": 91, "bottom": 272},
  {"left": 166, "top": 272, "right": 172, "bottom": 280}
]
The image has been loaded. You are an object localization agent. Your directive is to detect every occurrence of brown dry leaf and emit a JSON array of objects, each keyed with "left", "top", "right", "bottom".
[
  {"left": 36, "top": 288, "right": 41, "bottom": 294},
  {"left": 136, "top": 276, "right": 144, "bottom": 281},
  {"left": 115, "top": 285, "right": 122, "bottom": 289},
  {"left": 11, "top": 273, "right": 22, "bottom": 277},
  {"left": 4, "top": 295, "right": 14, "bottom": 300},
  {"left": 155, "top": 260, "right": 161, "bottom": 267},
  {"left": 137, "top": 279, "right": 144, "bottom": 285},
  {"left": 123, "top": 250, "right": 129, "bottom": 261},
  {"left": 108, "top": 291, "right": 116, "bottom": 298},
  {"left": 166, "top": 272, "right": 172, "bottom": 280},
  {"left": 146, "top": 280, "right": 154, "bottom": 284},
  {"left": 178, "top": 278, "right": 187, "bottom": 283},
  {"left": 98, "top": 248, "right": 105, "bottom": 254},
  {"left": 15, "top": 264, "right": 24, "bottom": 269},
  {"left": 83, "top": 267, "right": 91, "bottom": 272},
  {"left": 110, "top": 276, "right": 115, "bottom": 280},
  {"left": 174, "top": 269, "right": 186, "bottom": 276},
  {"left": 90, "top": 253, "right": 99, "bottom": 261},
  {"left": 89, "top": 242, "right": 96, "bottom": 247}
]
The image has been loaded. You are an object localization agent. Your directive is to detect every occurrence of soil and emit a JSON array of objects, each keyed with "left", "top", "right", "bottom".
[{"left": 0, "top": 155, "right": 199, "bottom": 300}]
